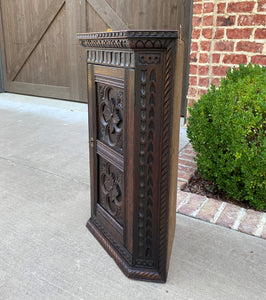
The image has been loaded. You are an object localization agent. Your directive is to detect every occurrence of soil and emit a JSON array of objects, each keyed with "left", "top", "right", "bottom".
[{"left": 183, "top": 171, "right": 258, "bottom": 211}]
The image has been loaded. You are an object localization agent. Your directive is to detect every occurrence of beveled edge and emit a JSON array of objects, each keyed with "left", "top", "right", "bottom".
[{"left": 87, "top": 217, "right": 166, "bottom": 283}]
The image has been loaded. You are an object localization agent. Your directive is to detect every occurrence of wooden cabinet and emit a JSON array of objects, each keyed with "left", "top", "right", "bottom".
[{"left": 78, "top": 30, "right": 184, "bottom": 282}]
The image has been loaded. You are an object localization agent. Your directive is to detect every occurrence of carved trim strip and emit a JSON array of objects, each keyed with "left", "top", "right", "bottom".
[
  {"left": 88, "top": 50, "right": 135, "bottom": 68},
  {"left": 158, "top": 42, "right": 175, "bottom": 278},
  {"left": 135, "top": 64, "right": 159, "bottom": 269},
  {"left": 96, "top": 141, "right": 124, "bottom": 171},
  {"left": 139, "top": 53, "right": 161, "bottom": 65},
  {"left": 95, "top": 74, "right": 124, "bottom": 89},
  {"left": 80, "top": 38, "right": 174, "bottom": 50}
]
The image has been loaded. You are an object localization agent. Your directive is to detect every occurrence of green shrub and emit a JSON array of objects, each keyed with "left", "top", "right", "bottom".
[{"left": 187, "top": 64, "right": 266, "bottom": 210}]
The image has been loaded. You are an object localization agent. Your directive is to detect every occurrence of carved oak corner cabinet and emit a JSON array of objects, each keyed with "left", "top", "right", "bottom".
[{"left": 77, "top": 30, "right": 184, "bottom": 283}]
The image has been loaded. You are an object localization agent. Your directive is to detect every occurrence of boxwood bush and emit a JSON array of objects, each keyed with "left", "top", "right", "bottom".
[{"left": 187, "top": 64, "right": 266, "bottom": 210}]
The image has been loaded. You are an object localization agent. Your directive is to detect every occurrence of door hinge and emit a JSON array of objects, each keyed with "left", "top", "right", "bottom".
[{"left": 90, "top": 137, "right": 95, "bottom": 148}]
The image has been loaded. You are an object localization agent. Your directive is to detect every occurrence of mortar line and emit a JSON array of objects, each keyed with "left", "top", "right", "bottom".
[
  {"left": 211, "top": 202, "right": 226, "bottom": 223},
  {"left": 191, "top": 197, "right": 209, "bottom": 217},
  {"left": 232, "top": 208, "right": 246, "bottom": 230},
  {"left": 254, "top": 213, "right": 266, "bottom": 237}
]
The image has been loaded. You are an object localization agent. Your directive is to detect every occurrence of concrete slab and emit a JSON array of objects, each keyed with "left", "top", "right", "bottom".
[{"left": 0, "top": 93, "right": 265, "bottom": 300}]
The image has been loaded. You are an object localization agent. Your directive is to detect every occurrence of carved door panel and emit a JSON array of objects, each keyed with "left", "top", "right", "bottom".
[{"left": 87, "top": 63, "right": 133, "bottom": 253}]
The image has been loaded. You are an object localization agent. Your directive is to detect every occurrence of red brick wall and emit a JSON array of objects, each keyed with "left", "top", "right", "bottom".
[{"left": 187, "top": 0, "right": 266, "bottom": 109}]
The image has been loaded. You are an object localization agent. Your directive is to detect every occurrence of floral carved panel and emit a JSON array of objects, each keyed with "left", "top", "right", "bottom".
[
  {"left": 99, "top": 157, "right": 123, "bottom": 225},
  {"left": 97, "top": 84, "right": 123, "bottom": 155}
]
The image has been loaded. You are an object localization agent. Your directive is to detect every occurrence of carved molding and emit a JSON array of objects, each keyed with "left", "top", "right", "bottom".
[
  {"left": 78, "top": 30, "right": 179, "bottom": 50},
  {"left": 88, "top": 50, "right": 135, "bottom": 68},
  {"left": 139, "top": 53, "right": 161, "bottom": 65},
  {"left": 78, "top": 30, "right": 178, "bottom": 40}
]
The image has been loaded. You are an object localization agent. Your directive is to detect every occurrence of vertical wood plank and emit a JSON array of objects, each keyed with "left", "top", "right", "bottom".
[{"left": 66, "top": 0, "right": 87, "bottom": 102}]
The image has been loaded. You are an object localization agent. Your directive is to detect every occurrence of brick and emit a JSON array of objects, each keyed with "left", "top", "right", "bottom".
[
  {"left": 261, "top": 223, "right": 266, "bottom": 239},
  {"left": 211, "top": 77, "right": 221, "bottom": 87},
  {"left": 213, "top": 66, "right": 230, "bottom": 76},
  {"left": 198, "top": 88, "right": 208, "bottom": 96},
  {"left": 238, "top": 15, "right": 266, "bottom": 26},
  {"left": 214, "top": 28, "right": 224, "bottom": 39},
  {"left": 197, "top": 198, "right": 223, "bottom": 222},
  {"left": 193, "top": 16, "right": 202, "bottom": 27},
  {"left": 188, "top": 86, "right": 197, "bottom": 97},
  {"left": 217, "top": 16, "right": 235, "bottom": 26},
  {"left": 203, "top": 2, "right": 214, "bottom": 13},
  {"left": 179, "top": 154, "right": 196, "bottom": 162},
  {"left": 202, "top": 28, "right": 212, "bottom": 39},
  {"left": 236, "top": 41, "right": 263, "bottom": 53},
  {"left": 212, "top": 53, "right": 221, "bottom": 63},
  {"left": 214, "top": 41, "right": 234, "bottom": 51},
  {"left": 198, "top": 65, "right": 209, "bottom": 75},
  {"left": 193, "top": 3, "right": 202, "bottom": 14},
  {"left": 178, "top": 194, "right": 206, "bottom": 216},
  {"left": 190, "top": 52, "right": 197, "bottom": 63},
  {"left": 177, "top": 181, "right": 187, "bottom": 190},
  {"left": 178, "top": 171, "right": 193, "bottom": 182},
  {"left": 176, "top": 191, "right": 190, "bottom": 208},
  {"left": 178, "top": 158, "right": 197, "bottom": 169},
  {"left": 258, "top": 1, "right": 266, "bottom": 12},
  {"left": 216, "top": 203, "right": 242, "bottom": 228},
  {"left": 227, "top": 28, "right": 253, "bottom": 39},
  {"left": 187, "top": 99, "right": 195, "bottom": 108},
  {"left": 178, "top": 164, "right": 197, "bottom": 174},
  {"left": 183, "top": 148, "right": 196, "bottom": 157},
  {"left": 185, "top": 144, "right": 195, "bottom": 152},
  {"left": 191, "top": 42, "right": 199, "bottom": 51},
  {"left": 203, "top": 15, "right": 213, "bottom": 26},
  {"left": 223, "top": 54, "right": 247, "bottom": 64},
  {"left": 217, "top": 3, "right": 226, "bottom": 13},
  {"left": 238, "top": 209, "right": 263, "bottom": 235},
  {"left": 192, "top": 29, "right": 201, "bottom": 39},
  {"left": 199, "top": 53, "right": 209, "bottom": 63},
  {"left": 189, "top": 76, "right": 197, "bottom": 86},
  {"left": 255, "top": 28, "right": 266, "bottom": 39},
  {"left": 227, "top": 2, "right": 255, "bottom": 13},
  {"left": 189, "top": 64, "right": 197, "bottom": 75},
  {"left": 200, "top": 41, "right": 211, "bottom": 51},
  {"left": 199, "top": 77, "right": 210, "bottom": 88},
  {"left": 251, "top": 55, "right": 266, "bottom": 65}
]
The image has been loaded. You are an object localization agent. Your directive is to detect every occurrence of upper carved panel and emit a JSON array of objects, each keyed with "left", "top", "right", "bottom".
[
  {"left": 97, "top": 84, "right": 123, "bottom": 155},
  {"left": 78, "top": 30, "right": 179, "bottom": 50}
]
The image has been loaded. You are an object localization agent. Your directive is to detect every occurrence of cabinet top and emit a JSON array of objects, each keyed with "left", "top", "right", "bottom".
[{"left": 77, "top": 30, "right": 179, "bottom": 50}]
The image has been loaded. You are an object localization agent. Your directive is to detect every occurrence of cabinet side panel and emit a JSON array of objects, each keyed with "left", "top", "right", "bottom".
[
  {"left": 124, "top": 68, "right": 135, "bottom": 254},
  {"left": 167, "top": 39, "right": 184, "bottom": 273}
]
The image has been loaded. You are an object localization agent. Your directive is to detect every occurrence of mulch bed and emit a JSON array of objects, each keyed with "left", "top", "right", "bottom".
[{"left": 183, "top": 171, "right": 255, "bottom": 211}]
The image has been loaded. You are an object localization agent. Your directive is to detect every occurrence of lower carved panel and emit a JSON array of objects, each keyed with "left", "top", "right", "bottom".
[{"left": 98, "top": 157, "right": 123, "bottom": 226}]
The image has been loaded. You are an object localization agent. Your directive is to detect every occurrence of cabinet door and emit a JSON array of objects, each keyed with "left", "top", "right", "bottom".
[{"left": 88, "top": 64, "right": 134, "bottom": 254}]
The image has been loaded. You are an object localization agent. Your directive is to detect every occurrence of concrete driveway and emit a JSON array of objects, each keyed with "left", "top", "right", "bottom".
[{"left": 0, "top": 93, "right": 265, "bottom": 300}]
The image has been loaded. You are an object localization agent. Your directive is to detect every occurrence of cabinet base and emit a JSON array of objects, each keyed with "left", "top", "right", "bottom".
[{"left": 86, "top": 218, "right": 166, "bottom": 283}]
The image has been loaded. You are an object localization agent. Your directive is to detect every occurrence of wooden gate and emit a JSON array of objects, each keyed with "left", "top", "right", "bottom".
[
  {"left": 0, "top": 0, "right": 87, "bottom": 102},
  {"left": 0, "top": 0, "right": 192, "bottom": 111}
]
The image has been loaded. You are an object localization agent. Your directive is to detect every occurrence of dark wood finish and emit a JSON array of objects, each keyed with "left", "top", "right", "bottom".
[{"left": 78, "top": 30, "right": 184, "bottom": 283}]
